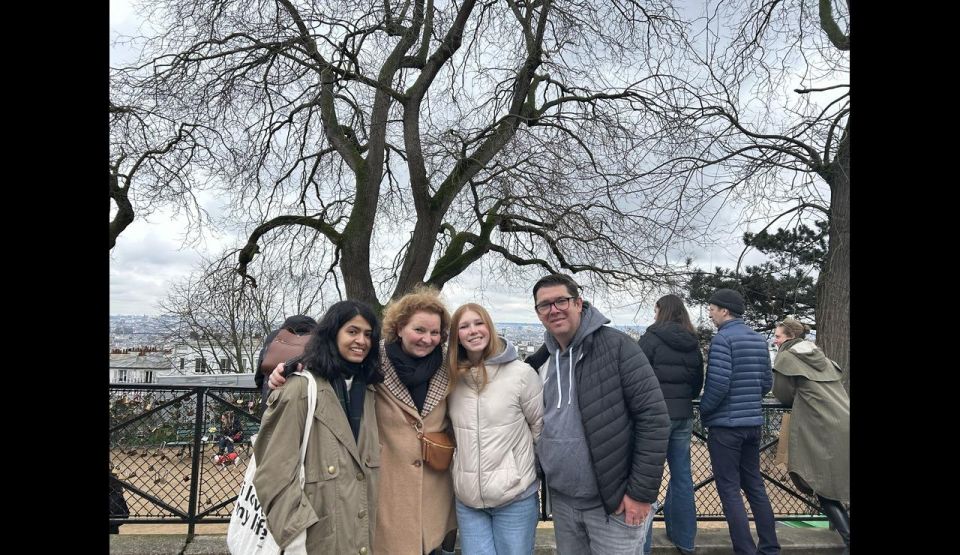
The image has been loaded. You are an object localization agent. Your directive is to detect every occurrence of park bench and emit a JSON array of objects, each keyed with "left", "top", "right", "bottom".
[{"left": 161, "top": 426, "right": 197, "bottom": 459}]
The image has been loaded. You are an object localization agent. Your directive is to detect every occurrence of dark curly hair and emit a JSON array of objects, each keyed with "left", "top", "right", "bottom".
[{"left": 301, "top": 300, "right": 384, "bottom": 384}]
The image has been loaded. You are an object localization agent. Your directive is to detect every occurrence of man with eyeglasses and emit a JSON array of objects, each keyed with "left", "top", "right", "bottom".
[{"left": 531, "top": 273, "right": 669, "bottom": 554}]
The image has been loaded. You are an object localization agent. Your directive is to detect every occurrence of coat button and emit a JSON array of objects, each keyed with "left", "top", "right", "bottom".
[
  {"left": 327, "top": 465, "right": 336, "bottom": 474},
  {"left": 413, "top": 460, "right": 422, "bottom": 467},
  {"left": 358, "top": 509, "right": 366, "bottom": 519},
  {"left": 359, "top": 548, "right": 368, "bottom": 555},
  {"left": 356, "top": 472, "right": 365, "bottom": 481}
]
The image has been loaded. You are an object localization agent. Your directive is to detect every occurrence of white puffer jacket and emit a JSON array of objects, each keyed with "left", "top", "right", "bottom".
[{"left": 447, "top": 339, "right": 544, "bottom": 509}]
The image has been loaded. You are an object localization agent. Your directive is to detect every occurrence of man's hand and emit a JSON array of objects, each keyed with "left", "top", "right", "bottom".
[
  {"left": 267, "top": 363, "right": 287, "bottom": 390},
  {"left": 614, "top": 494, "right": 651, "bottom": 527}
]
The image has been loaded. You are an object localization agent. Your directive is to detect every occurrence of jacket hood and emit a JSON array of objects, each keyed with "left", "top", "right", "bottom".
[
  {"left": 774, "top": 338, "right": 842, "bottom": 382},
  {"left": 543, "top": 301, "right": 610, "bottom": 354},
  {"left": 486, "top": 337, "right": 518, "bottom": 365},
  {"left": 648, "top": 321, "right": 699, "bottom": 352}
]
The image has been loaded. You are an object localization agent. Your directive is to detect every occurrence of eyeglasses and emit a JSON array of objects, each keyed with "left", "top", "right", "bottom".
[{"left": 535, "top": 296, "right": 578, "bottom": 315}]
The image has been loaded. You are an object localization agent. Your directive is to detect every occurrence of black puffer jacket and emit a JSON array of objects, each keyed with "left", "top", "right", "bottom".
[
  {"left": 638, "top": 322, "right": 704, "bottom": 420},
  {"left": 569, "top": 325, "right": 670, "bottom": 511}
]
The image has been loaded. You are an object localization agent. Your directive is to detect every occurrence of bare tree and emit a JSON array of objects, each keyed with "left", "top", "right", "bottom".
[
  {"left": 109, "top": 70, "right": 227, "bottom": 249},
  {"left": 645, "top": 0, "right": 850, "bottom": 387},
  {"left": 116, "top": 0, "right": 713, "bottom": 311},
  {"left": 159, "top": 247, "right": 330, "bottom": 372}
]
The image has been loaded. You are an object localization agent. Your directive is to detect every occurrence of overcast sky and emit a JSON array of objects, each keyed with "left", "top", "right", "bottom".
[{"left": 109, "top": 1, "right": 769, "bottom": 327}]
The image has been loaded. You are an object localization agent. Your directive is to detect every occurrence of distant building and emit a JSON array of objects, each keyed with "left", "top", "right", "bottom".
[
  {"left": 109, "top": 352, "right": 172, "bottom": 384},
  {"left": 110, "top": 340, "right": 264, "bottom": 386},
  {"left": 168, "top": 339, "right": 263, "bottom": 374}
]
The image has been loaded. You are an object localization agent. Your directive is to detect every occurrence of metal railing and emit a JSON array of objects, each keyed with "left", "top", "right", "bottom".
[
  {"left": 109, "top": 384, "right": 263, "bottom": 535},
  {"left": 110, "top": 385, "right": 825, "bottom": 534}
]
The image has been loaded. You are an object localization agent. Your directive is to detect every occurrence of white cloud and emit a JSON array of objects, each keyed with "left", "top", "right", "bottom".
[
  {"left": 109, "top": 205, "right": 231, "bottom": 315},
  {"left": 110, "top": 0, "right": 133, "bottom": 26}
]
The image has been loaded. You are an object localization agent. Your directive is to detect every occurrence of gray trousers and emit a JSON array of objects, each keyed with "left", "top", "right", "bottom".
[{"left": 551, "top": 494, "right": 650, "bottom": 555}]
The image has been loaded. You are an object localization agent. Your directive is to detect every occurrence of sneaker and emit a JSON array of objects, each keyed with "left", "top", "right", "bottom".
[{"left": 212, "top": 455, "right": 222, "bottom": 464}]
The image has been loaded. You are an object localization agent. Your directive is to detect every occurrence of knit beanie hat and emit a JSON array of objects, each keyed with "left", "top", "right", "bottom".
[{"left": 708, "top": 288, "right": 745, "bottom": 316}]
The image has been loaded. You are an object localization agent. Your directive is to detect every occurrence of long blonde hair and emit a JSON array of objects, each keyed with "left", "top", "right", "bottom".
[{"left": 447, "top": 303, "right": 503, "bottom": 392}]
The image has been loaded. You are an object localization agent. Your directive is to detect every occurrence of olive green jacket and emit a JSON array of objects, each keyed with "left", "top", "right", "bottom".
[
  {"left": 253, "top": 372, "right": 381, "bottom": 554},
  {"left": 772, "top": 339, "right": 849, "bottom": 503}
]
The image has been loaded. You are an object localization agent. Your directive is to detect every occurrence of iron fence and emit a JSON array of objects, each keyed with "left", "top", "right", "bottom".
[{"left": 110, "top": 385, "right": 825, "bottom": 534}]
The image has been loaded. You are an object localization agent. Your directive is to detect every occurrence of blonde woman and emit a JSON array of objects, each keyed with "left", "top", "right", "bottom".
[
  {"left": 772, "top": 318, "right": 849, "bottom": 554},
  {"left": 447, "top": 303, "right": 543, "bottom": 554}
]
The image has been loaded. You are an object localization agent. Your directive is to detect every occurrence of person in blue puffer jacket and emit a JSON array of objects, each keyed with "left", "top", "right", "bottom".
[{"left": 701, "top": 288, "right": 780, "bottom": 555}]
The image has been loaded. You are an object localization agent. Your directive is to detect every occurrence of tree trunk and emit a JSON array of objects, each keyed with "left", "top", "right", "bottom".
[
  {"left": 816, "top": 128, "right": 850, "bottom": 393},
  {"left": 110, "top": 173, "right": 135, "bottom": 250},
  {"left": 340, "top": 235, "right": 380, "bottom": 312}
]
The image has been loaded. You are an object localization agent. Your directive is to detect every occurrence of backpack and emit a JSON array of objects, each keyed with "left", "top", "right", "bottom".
[{"left": 259, "top": 329, "right": 310, "bottom": 374}]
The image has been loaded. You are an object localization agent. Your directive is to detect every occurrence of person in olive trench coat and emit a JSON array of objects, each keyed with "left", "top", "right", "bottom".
[
  {"left": 254, "top": 300, "right": 384, "bottom": 554},
  {"left": 772, "top": 318, "right": 850, "bottom": 553}
]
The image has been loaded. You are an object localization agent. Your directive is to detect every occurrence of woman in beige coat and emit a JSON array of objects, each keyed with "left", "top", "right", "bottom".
[
  {"left": 253, "top": 300, "right": 383, "bottom": 554},
  {"left": 375, "top": 286, "right": 458, "bottom": 555},
  {"left": 446, "top": 303, "right": 543, "bottom": 554},
  {"left": 773, "top": 318, "right": 850, "bottom": 554}
]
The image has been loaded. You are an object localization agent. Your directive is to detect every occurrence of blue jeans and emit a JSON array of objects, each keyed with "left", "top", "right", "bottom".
[
  {"left": 644, "top": 417, "right": 697, "bottom": 554},
  {"left": 455, "top": 491, "right": 539, "bottom": 554},
  {"left": 707, "top": 426, "right": 780, "bottom": 555},
  {"left": 217, "top": 437, "right": 235, "bottom": 455}
]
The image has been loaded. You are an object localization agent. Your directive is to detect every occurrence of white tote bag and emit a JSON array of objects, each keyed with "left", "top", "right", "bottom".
[{"left": 227, "top": 371, "right": 317, "bottom": 555}]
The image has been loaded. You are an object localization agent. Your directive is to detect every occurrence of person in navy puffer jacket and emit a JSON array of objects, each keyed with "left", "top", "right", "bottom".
[{"left": 702, "top": 288, "right": 780, "bottom": 555}]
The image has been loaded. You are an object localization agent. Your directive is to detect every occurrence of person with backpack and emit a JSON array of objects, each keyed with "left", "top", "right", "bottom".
[{"left": 256, "top": 315, "right": 317, "bottom": 410}]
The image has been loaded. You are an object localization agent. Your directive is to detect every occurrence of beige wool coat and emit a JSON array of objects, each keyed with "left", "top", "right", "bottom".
[
  {"left": 373, "top": 341, "right": 457, "bottom": 555},
  {"left": 253, "top": 372, "right": 381, "bottom": 554},
  {"left": 772, "top": 338, "right": 849, "bottom": 504}
]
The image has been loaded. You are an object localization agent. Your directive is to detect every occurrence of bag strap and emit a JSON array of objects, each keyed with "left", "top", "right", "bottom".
[
  {"left": 401, "top": 410, "right": 424, "bottom": 439},
  {"left": 293, "top": 370, "right": 317, "bottom": 487}
]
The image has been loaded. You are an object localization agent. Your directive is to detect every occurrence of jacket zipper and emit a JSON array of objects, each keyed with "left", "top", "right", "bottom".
[{"left": 476, "top": 377, "right": 485, "bottom": 507}]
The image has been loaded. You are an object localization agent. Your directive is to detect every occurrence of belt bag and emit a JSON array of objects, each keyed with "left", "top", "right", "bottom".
[
  {"left": 403, "top": 412, "right": 456, "bottom": 472},
  {"left": 420, "top": 431, "right": 456, "bottom": 472}
]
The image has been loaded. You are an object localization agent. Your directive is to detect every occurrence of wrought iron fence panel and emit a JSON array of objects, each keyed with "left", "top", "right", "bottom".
[
  {"left": 111, "top": 386, "right": 827, "bottom": 532},
  {"left": 109, "top": 384, "right": 263, "bottom": 534}
]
